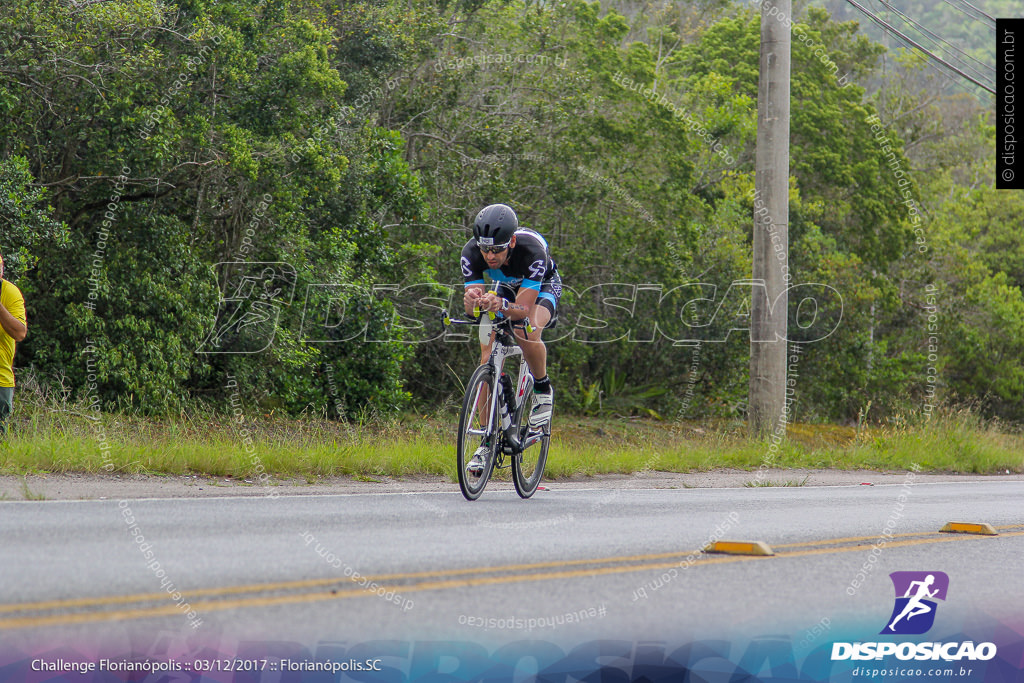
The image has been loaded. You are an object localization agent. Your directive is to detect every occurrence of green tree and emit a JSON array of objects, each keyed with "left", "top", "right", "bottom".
[
  {"left": 0, "top": 156, "right": 69, "bottom": 279},
  {"left": 923, "top": 185, "right": 1024, "bottom": 420},
  {"left": 1, "top": 0, "right": 424, "bottom": 415}
]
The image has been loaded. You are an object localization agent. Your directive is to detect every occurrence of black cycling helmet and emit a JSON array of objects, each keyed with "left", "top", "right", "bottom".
[{"left": 473, "top": 203, "right": 518, "bottom": 248}]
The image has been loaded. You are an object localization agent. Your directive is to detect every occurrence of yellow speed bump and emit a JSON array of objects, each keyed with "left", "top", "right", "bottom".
[
  {"left": 939, "top": 522, "right": 998, "bottom": 536},
  {"left": 703, "top": 540, "right": 775, "bottom": 556}
]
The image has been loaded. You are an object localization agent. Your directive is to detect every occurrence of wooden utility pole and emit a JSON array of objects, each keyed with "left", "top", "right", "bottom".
[{"left": 749, "top": 0, "right": 791, "bottom": 436}]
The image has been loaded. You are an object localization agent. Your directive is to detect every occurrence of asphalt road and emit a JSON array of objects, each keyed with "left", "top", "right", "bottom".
[{"left": 2, "top": 480, "right": 1022, "bottom": 651}]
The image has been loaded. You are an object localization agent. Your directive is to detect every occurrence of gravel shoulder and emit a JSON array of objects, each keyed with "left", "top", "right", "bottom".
[{"left": 2, "top": 469, "right": 1022, "bottom": 500}]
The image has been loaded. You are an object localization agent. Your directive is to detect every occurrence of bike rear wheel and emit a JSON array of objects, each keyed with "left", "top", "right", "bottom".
[
  {"left": 511, "top": 380, "right": 550, "bottom": 499},
  {"left": 456, "top": 364, "right": 498, "bottom": 500}
]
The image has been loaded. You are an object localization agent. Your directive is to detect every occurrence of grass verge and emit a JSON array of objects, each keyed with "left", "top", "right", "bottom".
[{"left": 1, "top": 402, "right": 1021, "bottom": 481}]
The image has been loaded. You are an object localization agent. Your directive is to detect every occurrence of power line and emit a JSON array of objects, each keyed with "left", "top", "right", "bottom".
[
  {"left": 938, "top": 0, "right": 995, "bottom": 31},
  {"left": 861, "top": 0, "right": 991, "bottom": 96},
  {"left": 853, "top": 0, "right": 992, "bottom": 87},
  {"left": 878, "top": 1, "right": 995, "bottom": 85},
  {"left": 844, "top": 0, "right": 996, "bottom": 94},
  {"left": 953, "top": 0, "right": 996, "bottom": 24}
]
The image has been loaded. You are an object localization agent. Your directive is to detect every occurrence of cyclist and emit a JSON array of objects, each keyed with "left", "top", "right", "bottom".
[{"left": 461, "top": 203, "right": 561, "bottom": 475}]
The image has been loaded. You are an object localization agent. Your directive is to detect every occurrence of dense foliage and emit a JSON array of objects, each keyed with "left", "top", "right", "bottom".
[{"left": 0, "top": 0, "right": 1018, "bottom": 424}]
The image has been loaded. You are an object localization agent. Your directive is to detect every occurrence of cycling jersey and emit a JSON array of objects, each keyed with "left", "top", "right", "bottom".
[{"left": 460, "top": 228, "right": 558, "bottom": 293}]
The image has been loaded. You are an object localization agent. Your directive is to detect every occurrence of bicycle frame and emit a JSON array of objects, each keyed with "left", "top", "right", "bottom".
[
  {"left": 478, "top": 325, "right": 532, "bottom": 456},
  {"left": 445, "top": 308, "right": 552, "bottom": 500},
  {"left": 445, "top": 312, "right": 539, "bottom": 456}
]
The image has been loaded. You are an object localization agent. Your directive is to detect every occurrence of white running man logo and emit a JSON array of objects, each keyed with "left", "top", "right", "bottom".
[{"left": 888, "top": 574, "right": 939, "bottom": 631}]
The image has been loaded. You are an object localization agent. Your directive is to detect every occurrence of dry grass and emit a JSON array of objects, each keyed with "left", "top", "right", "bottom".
[{"left": 1, "top": 386, "right": 1021, "bottom": 480}]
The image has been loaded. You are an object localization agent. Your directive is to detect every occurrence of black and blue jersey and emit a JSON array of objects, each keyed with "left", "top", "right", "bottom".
[{"left": 461, "top": 228, "right": 556, "bottom": 289}]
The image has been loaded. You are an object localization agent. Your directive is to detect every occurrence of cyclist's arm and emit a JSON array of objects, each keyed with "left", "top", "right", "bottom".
[
  {"left": 461, "top": 241, "right": 489, "bottom": 315},
  {"left": 500, "top": 287, "right": 538, "bottom": 321},
  {"left": 499, "top": 233, "right": 549, "bottom": 320}
]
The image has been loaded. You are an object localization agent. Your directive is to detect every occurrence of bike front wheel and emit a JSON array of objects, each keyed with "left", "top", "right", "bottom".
[
  {"left": 456, "top": 364, "right": 498, "bottom": 500},
  {"left": 511, "top": 384, "right": 550, "bottom": 499}
]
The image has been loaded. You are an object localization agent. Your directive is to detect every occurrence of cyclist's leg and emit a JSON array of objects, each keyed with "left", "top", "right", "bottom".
[
  {"left": 519, "top": 304, "right": 554, "bottom": 429},
  {"left": 515, "top": 304, "right": 550, "bottom": 377},
  {"left": 513, "top": 276, "right": 560, "bottom": 378},
  {"left": 478, "top": 281, "right": 519, "bottom": 421},
  {"left": 475, "top": 327, "right": 495, "bottom": 426},
  {"left": 517, "top": 281, "right": 560, "bottom": 428},
  {"left": 466, "top": 325, "right": 498, "bottom": 475}
]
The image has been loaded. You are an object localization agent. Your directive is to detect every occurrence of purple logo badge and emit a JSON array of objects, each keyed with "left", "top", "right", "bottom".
[{"left": 881, "top": 571, "right": 949, "bottom": 635}]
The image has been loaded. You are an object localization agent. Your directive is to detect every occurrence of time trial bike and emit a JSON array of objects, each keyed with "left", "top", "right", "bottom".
[{"left": 441, "top": 307, "right": 551, "bottom": 501}]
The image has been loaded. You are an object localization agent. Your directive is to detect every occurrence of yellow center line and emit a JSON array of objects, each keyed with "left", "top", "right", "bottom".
[
  {"left": 771, "top": 532, "right": 933, "bottom": 549},
  {"left": 771, "top": 524, "right": 1024, "bottom": 549},
  {"left": 3, "top": 546, "right": 759, "bottom": 616},
  {"left": 0, "top": 550, "right": 707, "bottom": 615},
  {"left": 8, "top": 528, "right": 1001, "bottom": 615},
  {"left": 4, "top": 530, "right": 1022, "bottom": 631},
  {"left": 775, "top": 530, "right": 1024, "bottom": 559},
  {"left": 0, "top": 554, "right": 763, "bottom": 631}
]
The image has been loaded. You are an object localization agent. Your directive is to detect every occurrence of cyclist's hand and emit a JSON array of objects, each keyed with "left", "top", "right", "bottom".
[
  {"left": 478, "top": 292, "right": 503, "bottom": 313},
  {"left": 464, "top": 288, "right": 483, "bottom": 312}
]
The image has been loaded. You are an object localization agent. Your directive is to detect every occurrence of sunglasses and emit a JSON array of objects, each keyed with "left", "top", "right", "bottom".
[{"left": 478, "top": 241, "right": 511, "bottom": 254}]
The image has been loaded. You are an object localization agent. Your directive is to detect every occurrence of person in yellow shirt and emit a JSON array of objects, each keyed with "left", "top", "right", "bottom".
[{"left": 0, "top": 250, "right": 28, "bottom": 435}]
